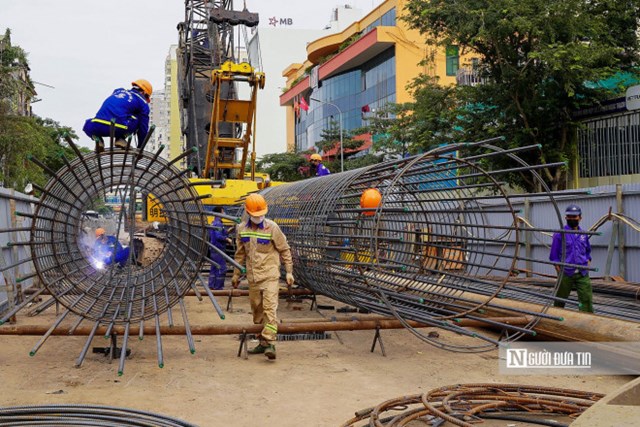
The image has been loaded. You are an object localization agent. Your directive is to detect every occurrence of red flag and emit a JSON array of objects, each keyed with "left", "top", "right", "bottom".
[
  {"left": 361, "top": 104, "right": 370, "bottom": 113},
  {"left": 299, "top": 96, "right": 309, "bottom": 111}
]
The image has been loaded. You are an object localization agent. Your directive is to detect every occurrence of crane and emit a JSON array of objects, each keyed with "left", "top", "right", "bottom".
[{"left": 177, "top": 0, "right": 263, "bottom": 180}]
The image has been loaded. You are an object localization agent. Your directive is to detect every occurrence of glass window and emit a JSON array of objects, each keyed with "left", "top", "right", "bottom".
[{"left": 446, "top": 45, "right": 459, "bottom": 76}]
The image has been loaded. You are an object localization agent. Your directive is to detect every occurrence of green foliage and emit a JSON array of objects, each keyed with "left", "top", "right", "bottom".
[
  {"left": 316, "top": 119, "right": 360, "bottom": 156},
  {"left": 325, "top": 153, "right": 383, "bottom": 173},
  {"left": 256, "top": 152, "right": 307, "bottom": 182},
  {"left": 403, "top": 0, "right": 640, "bottom": 190},
  {"left": 0, "top": 31, "right": 83, "bottom": 192}
]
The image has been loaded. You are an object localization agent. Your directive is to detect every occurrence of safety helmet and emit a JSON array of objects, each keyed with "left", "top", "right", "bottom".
[
  {"left": 131, "top": 79, "right": 153, "bottom": 97},
  {"left": 95, "top": 227, "right": 106, "bottom": 237},
  {"left": 360, "top": 188, "right": 382, "bottom": 216},
  {"left": 310, "top": 153, "right": 322, "bottom": 161},
  {"left": 245, "top": 193, "right": 268, "bottom": 217},
  {"left": 565, "top": 204, "right": 582, "bottom": 216}
]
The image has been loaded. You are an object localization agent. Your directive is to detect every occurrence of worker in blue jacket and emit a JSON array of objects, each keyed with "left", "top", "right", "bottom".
[
  {"left": 309, "top": 153, "right": 331, "bottom": 176},
  {"left": 83, "top": 79, "right": 152, "bottom": 152},
  {"left": 208, "top": 207, "right": 230, "bottom": 290},
  {"left": 549, "top": 204, "right": 593, "bottom": 312},
  {"left": 93, "top": 228, "right": 130, "bottom": 268}
]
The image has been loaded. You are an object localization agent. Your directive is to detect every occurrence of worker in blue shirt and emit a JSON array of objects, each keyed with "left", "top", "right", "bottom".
[
  {"left": 549, "top": 204, "right": 593, "bottom": 312},
  {"left": 208, "top": 207, "right": 230, "bottom": 290},
  {"left": 93, "top": 228, "right": 130, "bottom": 268},
  {"left": 83, "top": 79, "right": 152, "bottom": 152},
  {"left": 309, "top": 153, "right": 330, "bottom": 176}
]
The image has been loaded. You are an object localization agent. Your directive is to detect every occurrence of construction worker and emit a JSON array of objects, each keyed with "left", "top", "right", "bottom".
[
  {"left": 232, "top": 194, "right": 294, "bottom": 360},
  {"left": 309, "top": 153, "right": 330, "bottom": 177},
  {"left": 83, "top": 79, "right": 152, "bottom": 152},
  {"left": 93, "top": 228, "right": 130, "bottom": 268},
  {"left": 208, "top": 206, "right": 230, "bottom": 290},
  {"left": 549, "top": 204, "right": 594, "bottom": 313}
]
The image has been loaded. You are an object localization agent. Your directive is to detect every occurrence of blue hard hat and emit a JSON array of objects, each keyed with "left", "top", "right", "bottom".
[{"left": 565, "top": 204, "right": 582, "bottom": 215}]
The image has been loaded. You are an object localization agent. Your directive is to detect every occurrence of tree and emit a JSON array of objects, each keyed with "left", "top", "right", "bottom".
[
  {"left": 0, "top": 115, "right": 49, "bottom": 189},
  {"left": 316, "top": 119, "right": 360, "bottom": 158},
  {"left": 404, "top": 0, "right": 640, "bottom": 190},
  {"left": 0, "top": 31, "right": 84, "bottom": 192},
  {"left": 358, "top": 76, "right": 461, "bottom": 159},
  {"left": 256, "top": 152, "right": 307, "bottom": 182}
]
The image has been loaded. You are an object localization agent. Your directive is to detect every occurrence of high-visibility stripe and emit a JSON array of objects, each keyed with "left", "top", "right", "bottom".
[
  {"left": 265, "top": 323, "right": 278, "bottom": 333},
  {"left": 239, "top": 231, "right": 272, "bottom": 239},
  {"left": 91, "top": 118, "right": 128, "bottom": 130}
]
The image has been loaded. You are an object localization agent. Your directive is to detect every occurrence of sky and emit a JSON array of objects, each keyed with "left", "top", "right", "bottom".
[{"left": 1, "top": 0, "right": 384, "bottom": 151}]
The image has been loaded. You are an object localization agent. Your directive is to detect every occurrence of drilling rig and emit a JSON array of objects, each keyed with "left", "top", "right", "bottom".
[
  {"left": 147, "top": 1, "right": 268, "bottom": 222},
  {"left": 178, "top": 0, "right": 263, "bottom": 180}
]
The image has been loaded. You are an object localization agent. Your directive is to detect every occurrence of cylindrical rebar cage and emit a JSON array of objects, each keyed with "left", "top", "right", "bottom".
[
  {"left": 30, "top": 150, "right": 208, "bottom": 323},
  {"left": 262, "top": 141, "right": 564, "bottom": 351}
]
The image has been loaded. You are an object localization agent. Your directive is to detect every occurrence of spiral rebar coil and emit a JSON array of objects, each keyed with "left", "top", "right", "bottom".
[{"left": 263, "top": 140, "right": 568, "bottom": 351}]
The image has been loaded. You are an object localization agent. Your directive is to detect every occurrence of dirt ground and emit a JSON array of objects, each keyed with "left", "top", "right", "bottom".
[{"left": 0, "top": 282, "right": 634, "bottom": 426}]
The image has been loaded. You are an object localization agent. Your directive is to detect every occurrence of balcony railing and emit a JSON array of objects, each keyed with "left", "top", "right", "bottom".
[{"left": 456, "top": 67, "right": 486, "bottom": 86}]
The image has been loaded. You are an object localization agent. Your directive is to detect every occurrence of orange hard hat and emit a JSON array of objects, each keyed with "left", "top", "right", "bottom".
[
  {"left": 132, "top": 79, "right": 153, "bottom": 97},
  {"left": 360, "top": 188, "right": 382, "bottom": 216},
  {"left": 95, "top": 227, "right": 106, "bottom": 237},
  {"left": 245, "top": 193, "right": 268, "bottom": 216},
  {"left": 310, "top": 153, "right": 322, "bottom": 161}
]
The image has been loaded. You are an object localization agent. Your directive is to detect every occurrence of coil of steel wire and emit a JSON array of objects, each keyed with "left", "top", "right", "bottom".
[
  {"left": 0, "top": 404, "right": 197, "bottom": 426},
  {"left": 342, "top": 383, "right": 603, "bottom": 427}
]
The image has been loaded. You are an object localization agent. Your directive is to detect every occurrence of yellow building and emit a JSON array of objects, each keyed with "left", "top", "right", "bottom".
[
  {"left": 167, "top": 45, "right": 185, "bottom": 167},
  {"left": 279, "top": 0, "right": 475, "bottom": 154}
]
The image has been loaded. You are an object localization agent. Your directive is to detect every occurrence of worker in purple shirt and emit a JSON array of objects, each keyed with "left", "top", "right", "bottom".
[
  {"left": 309, "top": 153, "right": 330, "bottom": 176},
  {"left": 549, "top": 204, "right": 593, "bottom": 312}
]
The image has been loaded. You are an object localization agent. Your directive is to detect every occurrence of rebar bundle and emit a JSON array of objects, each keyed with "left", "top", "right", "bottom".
[
  {"left": 342, "top": 383, "right": 603, "bottom": 426},
  {"left": 261, "top": 139, "right": 595, "bottom": 351},
  {"left": 0, "top": 404, "right": 197, "bottom": 426}
]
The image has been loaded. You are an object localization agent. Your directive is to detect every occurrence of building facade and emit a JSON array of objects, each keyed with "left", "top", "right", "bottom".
[
  {"left": 243, "top": 6, "right": 364, "bottom": 156},
  {"left": 148, "top": 90, "right": 169, "bottom": 160},
  {"left": 0, "top": 29, "right": 36, "bottom": 117},
  {"left": 279, "top": 0, "right": 475, "bottom": 154},
  {"left": 166, "top": 45, "right": 185, "bottom": 167}
]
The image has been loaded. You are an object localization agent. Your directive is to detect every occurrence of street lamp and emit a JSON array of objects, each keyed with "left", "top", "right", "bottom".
[{"left": 310, "top": 97, "right": 343, "bottom": 173}]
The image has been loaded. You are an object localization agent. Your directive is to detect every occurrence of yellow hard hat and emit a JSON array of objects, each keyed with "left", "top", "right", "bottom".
[
  {"left": 132, "top": 79, "right": 153, "bottom": 97},
  {"left": 245, "top": 194, "right": 268, "bottom": 217},
  {"left": 310, "top": 153, "right": 322, "bottom": 161},
  {"left": 95, "top": 227, "right": 106, "bottom": 237}
]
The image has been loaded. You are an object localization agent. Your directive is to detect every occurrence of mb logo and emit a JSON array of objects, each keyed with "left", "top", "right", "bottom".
[
  {"left": 268, "top": 17, "right": 293, "bottom": 27},
  {"left": 506, "top": 348, "right": 528, "bottom": 368}
]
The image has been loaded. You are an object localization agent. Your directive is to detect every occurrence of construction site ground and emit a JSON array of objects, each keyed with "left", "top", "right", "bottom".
[{"left": 0, "top": 281, "right": 634, "bottom": 426}]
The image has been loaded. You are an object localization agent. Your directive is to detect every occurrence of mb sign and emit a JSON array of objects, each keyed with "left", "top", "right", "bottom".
[
  {"left": 268, "top": 16, "right": 293, "bottom": 27},
  {"left": 626, "top": 85, "right": 640, "bottom": 110}
]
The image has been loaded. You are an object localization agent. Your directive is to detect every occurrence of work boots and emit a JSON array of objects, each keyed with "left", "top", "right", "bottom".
[
  {"left": 94, "top": 137, "right": 105, "bottom": 154},
  {"left": 248, "top": 343, "right": 276, "bottom": 360},
  {"left": 264, "top": 344, "right": 276, "bottom": 360},
  {"left": 114, "top": 139, "right": 128, "bottom": 149},
  {"left": 248, "top": 344, "right": 268, "bottom": 354}
]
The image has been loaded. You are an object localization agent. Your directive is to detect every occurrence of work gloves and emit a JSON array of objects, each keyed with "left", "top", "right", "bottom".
[{"left": 286, "top": 273, "right": 295, "bottom": 286}]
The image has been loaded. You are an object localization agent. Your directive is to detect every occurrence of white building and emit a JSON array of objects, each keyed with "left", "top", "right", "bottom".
[
  {"left": 244, "top": 5, "right": 364, "bottom": 157},
  {"left": 148, "top": 90, "right": 169, "bottom": 160}
]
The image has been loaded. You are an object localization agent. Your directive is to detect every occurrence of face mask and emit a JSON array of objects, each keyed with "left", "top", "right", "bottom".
[
  {"left": 566, "top": 219, "right": 579, "bottom": 228},
  {"left": 250, "top": 215, "right": 265, "bottom": 225}
]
